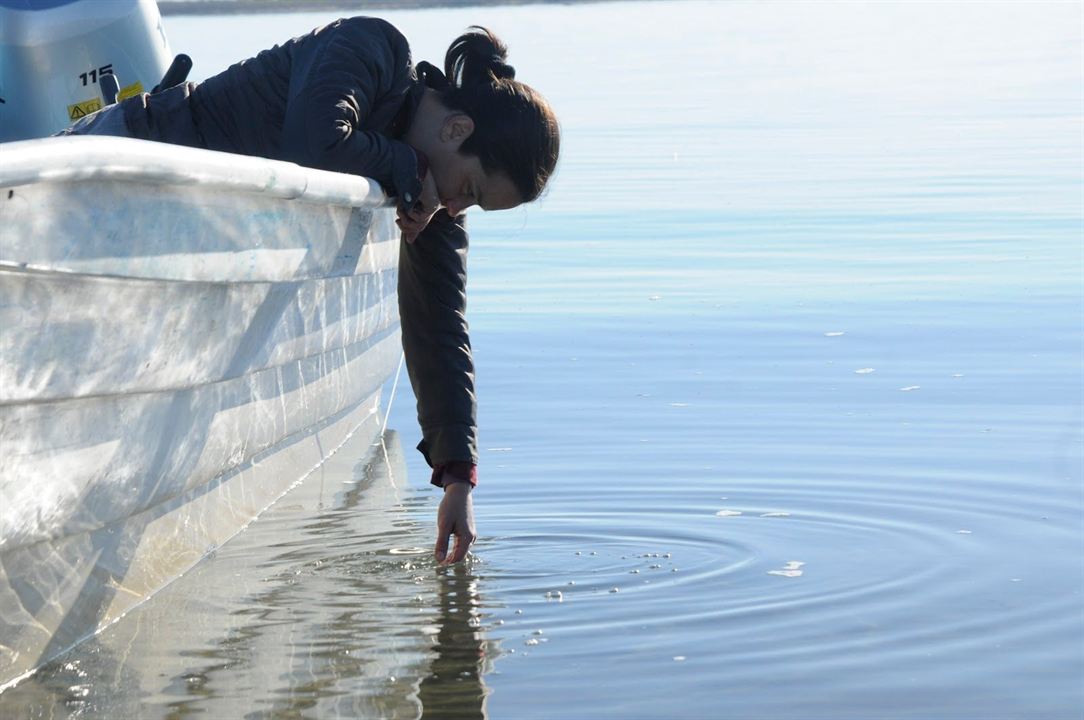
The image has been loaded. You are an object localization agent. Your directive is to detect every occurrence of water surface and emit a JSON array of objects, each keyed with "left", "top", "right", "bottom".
[{"left": 3, "top": 2, "right": 1082, "bottom": 718}]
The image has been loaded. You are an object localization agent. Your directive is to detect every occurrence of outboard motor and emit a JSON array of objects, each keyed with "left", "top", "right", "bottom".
[{"left": 0, "top": 0, "right": 182, "bottom": 142}]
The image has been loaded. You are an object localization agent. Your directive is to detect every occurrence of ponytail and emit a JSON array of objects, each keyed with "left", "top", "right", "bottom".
[{"left": 438, "top": 27, "right": 559, "bottom": 203}]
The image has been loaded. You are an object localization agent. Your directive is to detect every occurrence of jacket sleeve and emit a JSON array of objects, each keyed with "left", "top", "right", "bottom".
[
  {"left": 398, "top": 211, "right": 479, "bottom": 469},
  {"left": 280, "top": 19, "right": 421, "bottom": 201}
]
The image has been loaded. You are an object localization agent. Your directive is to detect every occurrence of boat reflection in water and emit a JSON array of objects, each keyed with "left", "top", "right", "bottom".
[{"left": 0, "top": 429, "right": 495, "bottom": 718}]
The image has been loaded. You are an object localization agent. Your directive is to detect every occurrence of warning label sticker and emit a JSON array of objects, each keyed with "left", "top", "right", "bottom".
[
  {"left": 68, "top": 97, "right": 102, "bottom": 120},
  {"left": 118, "top": 81, "right": 143, "bottom": 101}
]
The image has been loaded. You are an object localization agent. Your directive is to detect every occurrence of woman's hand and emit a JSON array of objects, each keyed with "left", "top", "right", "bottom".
[
  {"left": 397, "top": 169, "right": 440, "bottom": 244},
  {"left": 435, "top": 478, "right": 476, "bottom": 564}
]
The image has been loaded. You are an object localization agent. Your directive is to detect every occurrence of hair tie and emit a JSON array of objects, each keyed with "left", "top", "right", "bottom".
[
  {"left": 416, "top": 60, "right": 450, "bottom": 90},
  {"left": 489, "top": 56, "right": 515, "bottom": 80}
]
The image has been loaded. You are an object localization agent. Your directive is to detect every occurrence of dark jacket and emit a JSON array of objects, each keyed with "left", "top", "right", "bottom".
[
  {"left": 124, "top": 17, "right": 423, "bottom": 203},
  {"left": 120, "top": 17, "right": 479, "bottom": 469},
  {"left": 399, "top": 212, "right": 479, "bottom": 468}
]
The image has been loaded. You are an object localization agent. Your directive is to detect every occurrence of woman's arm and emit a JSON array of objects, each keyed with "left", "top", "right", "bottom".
[
  {"left": 399, "top": 210, "right": 479, "bottom": 468},
  {"left": 398, "top": 211, "right": 480, "bottom": 562}
]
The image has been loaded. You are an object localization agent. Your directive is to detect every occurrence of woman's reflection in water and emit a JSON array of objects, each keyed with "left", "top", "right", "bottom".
[{"left": 417, "top": 564, "right": 492, "bottom": 720}]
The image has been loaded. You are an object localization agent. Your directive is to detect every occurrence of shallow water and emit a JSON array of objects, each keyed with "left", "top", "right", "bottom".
[{"left": 3, "top": 1, "right": 1082, "bottom": 718}]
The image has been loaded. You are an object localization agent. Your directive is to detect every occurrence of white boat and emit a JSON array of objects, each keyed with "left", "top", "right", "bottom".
[
  {"left": 0, "top": 134, "right": 402, "bottom": 689},
  {"left": 0, "top": 0, "right": 405, "bottom": 689}
]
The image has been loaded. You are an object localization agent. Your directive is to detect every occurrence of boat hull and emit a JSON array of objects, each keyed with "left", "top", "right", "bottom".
[{"left": 0, "top": 136, "right": 401, "bottom": 688}]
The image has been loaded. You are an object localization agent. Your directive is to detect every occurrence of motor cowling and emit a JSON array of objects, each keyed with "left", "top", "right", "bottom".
[{"left": 0, "top": 0, "right": 172, "bottom": 142}]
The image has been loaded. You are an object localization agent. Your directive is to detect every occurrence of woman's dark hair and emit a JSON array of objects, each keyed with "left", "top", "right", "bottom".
[{"left": 439, "top": 27, "right": 559, "bottom": 203}]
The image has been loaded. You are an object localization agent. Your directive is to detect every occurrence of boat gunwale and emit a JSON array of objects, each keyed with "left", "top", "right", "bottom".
[{"left": 0, "top": 136, "right": 393, "bottom": 210}]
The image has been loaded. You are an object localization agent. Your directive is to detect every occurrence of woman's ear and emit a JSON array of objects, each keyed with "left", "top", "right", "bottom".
[{"left": 440, "top": 113, "right": 475, "bottom": 146}]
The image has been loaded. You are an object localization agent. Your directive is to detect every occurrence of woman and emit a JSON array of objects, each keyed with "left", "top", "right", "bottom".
[{"left": 63, "top": 17, "right": 561, "bottom": 565}]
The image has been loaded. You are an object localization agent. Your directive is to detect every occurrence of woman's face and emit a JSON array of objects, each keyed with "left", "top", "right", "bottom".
[
  {"left": 432, "top": 152, "right": 520, "bottom": 217},
  {"left": 429, "top": 113, "right": 522, "bottom": 216}
]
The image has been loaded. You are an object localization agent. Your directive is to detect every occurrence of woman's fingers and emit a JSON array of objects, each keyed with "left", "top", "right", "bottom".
[
  {"left": 397, "top": 203, "right": 437, "bottom": 245},
  {"left": 434, "top": 524, "right": 474, "bottom": 565},
  {"left": 400, "top": 199, "right": 433, "bottom": 222},
  {"left": 397, "top": 210, "right": 426, "bottom": 244},
  {"left": 397, "top": 210, "right": 421, "bottom": 227},
  {"left": 446, "top": 529, "right": 475, "bottom": 564},
  {"left": 434, "top": 521, "right": 451, "bottom": 564},
  {"left": 433, "top": 481, "right": 475, "bottom": 565}
]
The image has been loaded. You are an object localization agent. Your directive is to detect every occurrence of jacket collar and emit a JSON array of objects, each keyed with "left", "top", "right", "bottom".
[{"left": 392, "top": 61, "right": 449, "bottom": 139}]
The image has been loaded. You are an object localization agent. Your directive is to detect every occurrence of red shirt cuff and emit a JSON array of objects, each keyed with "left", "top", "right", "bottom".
[{"left": 430, "top": 462, "right": 477, "bottom": 488}]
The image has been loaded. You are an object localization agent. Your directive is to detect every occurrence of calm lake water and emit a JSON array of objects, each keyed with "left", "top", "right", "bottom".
[{"left": 3, "top": 1, "right": 1082, "bottom": 717}]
